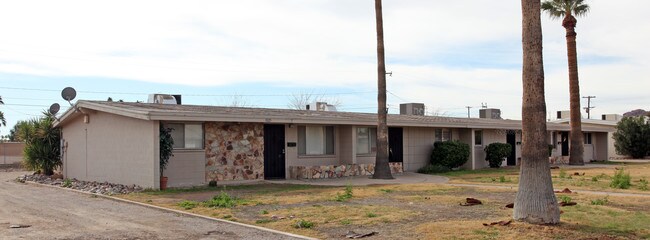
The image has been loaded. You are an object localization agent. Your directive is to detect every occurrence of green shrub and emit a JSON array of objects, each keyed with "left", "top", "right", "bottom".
[
  {"left": 294, "top": 219, "right": 315, "bottom": 229},
  {"left": 417, "top": 164, "right": 451, "bottom": 174},
  {"left": 610, "top": 169, "right": 631, "bottom": 189},
  {"left": 22, "top": 114, "right": 61, "bottom": 175},
  {"left": 335, "top": 185, "right": 353, "bottom": 202},
  {"left": 484, "top": 143, "right": 512, "bottom": 168},
  {"left": 203, "top": 192, "right": 241, "bottom": 208},
  {"left": 159, "top": 125, "right": 174, "bottom": 178},
  {"left": 366, "top": 212, "right": 378, "bottom": 218},
  {"left": 498, "top": 176, "right": 509, "bottom": 183},
  {"left": 178, "top": 200, "right": 199, "bottom": 210},
  {"left": 62, "top": 178, "right": 72, "bottom": 188},
  {"left": 612, "top": 116, "right": 650, "bottom": 159},
  {"left": 260, "top": 209, "right": 269, "bottom": 215},
  {"left": 431, "top": 140, "right": 470, "bottom": 169}
]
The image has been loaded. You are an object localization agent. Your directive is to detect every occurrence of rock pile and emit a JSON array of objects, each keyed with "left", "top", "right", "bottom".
[{"left": 17, "top": 174, "right": 143, "bottom": 195}]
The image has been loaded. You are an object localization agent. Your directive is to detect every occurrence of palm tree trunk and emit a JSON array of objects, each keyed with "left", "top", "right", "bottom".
[
  {"left": 514, "top": 0, "right": 560, "bottom": 224},
  {"left": 372, "top": 0, "right": 393, "bottom": 179},
  {"left": 563, "top": 15, "right": 584, "bottom": 165}
]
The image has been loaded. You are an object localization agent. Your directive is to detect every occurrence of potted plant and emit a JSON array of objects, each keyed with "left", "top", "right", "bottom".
[{"left": 159, "top": 125, "right": 174, "bottom": 190}]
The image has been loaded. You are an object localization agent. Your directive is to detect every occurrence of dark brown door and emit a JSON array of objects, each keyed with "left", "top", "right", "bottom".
[
  {"left": 561, "top": 132, "right": 569, "bottom": 156},
  {"left": 264, "top": 125, "right": 285, "bottom": 179},
  {"left": 388, "top": 127, "right": 403, "bottom": 162},
  {"left": 506, "top": 131, "right": 517, "bottom": 166}
]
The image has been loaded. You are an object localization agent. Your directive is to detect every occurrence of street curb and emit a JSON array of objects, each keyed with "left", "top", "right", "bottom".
[{"left": 22, "top": 180, "right": 318, "bottom": 240}]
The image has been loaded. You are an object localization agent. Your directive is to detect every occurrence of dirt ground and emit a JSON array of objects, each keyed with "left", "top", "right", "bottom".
[
  {"left": 0, "top": 171, "right": 304, "bottom": 240},
  {"left": 123, "top": 181, "right": 650, "bottom": 239}
]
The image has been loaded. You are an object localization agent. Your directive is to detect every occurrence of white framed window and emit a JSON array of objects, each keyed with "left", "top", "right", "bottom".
[
  {"left": 356, "top": 127, "right": 377, "bottom": 154},
  {"left": 298, "top": 126, "right": 335, "bottom": 155},
  {"left": 583, "top": 133, "right": 592, "bottom": 145},
  {"left": 166, "top": 123, "right": 204, "bottom": 149},
  {"left": 435, "top": 128, "right": 451, "bottom": 142},
  {"left": 474, "top": 130, "right": 483, "bottom": 146}
]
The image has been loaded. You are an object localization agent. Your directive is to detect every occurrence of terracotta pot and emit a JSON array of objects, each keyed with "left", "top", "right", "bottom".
[{"left": 160, "top": 176, "right": 168, "bottom": 190}]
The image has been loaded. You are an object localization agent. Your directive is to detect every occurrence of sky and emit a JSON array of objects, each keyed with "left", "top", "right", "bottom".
[{"left": 0, "top": 0, "right": 648, "bottom": 136}]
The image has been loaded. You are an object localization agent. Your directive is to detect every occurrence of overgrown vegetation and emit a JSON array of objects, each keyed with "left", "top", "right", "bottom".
[
  {"left": 612, "top": 116, "right": 650, "bottom": 159},
  {"left": 177, "top": 200, "right": 200, "bottom": 210},
  {"left": 22, "top": 113, "right": 61, "bottom": 175},
  {"left": 484, "top": 143, "right": 512, "bottom": 168},
  {"left": 430, "top": 140, "right": 470, "bottom": 169},
  {"left": 334, "top": 185, "right": 353, "bottom": 202},
  {"left": 610, "top": 169, "right": 632, "bottom": 189},
  {"left": 204, "top": 191, "right": 243, "bottom": 208}
]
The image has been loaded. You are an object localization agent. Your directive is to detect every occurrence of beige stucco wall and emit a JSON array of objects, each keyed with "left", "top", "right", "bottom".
[
  {"left": 166, "top": 150, "right": 205, "bottom": 187},
  {"left": 0, "top": 142, "right": 25, "bottom": 165},
  {"left": 62, "top": 112, "right": 158, "bottom": 188},
  {"left": 403, "top": 127, "right": 434, "bottom": 172}
]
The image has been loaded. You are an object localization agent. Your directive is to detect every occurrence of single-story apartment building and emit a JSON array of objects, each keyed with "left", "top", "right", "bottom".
[{"left": 54, "top": 101, "right": 615, "bottom": 189}]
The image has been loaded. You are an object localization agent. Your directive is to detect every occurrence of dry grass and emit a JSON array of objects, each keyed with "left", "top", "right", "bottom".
[{"left": 119, "top": 169, "right": 650, "bottom": 239}]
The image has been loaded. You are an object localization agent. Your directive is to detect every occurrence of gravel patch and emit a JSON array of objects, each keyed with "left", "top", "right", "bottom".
[{"left": 16, "top": 174, "right": 143, "bottom": 195}]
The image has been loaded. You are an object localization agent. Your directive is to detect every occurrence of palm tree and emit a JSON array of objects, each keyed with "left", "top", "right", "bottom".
[
  {"left": 372, "top": 0, "right": 393, "bottom": 179},
  {"left": 542, "top": 0, "right": 589, "bottom": 165},
  {"left": 514, "top": 0, "right": 560, "bottom": 224},
  {"left": 0, "top": 96, "right": 6, "bottom": 126}
]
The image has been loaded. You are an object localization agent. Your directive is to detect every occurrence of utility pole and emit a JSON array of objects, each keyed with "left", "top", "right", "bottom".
[
  {"left": 465, "top": 106, "right": 472, "bottom": 118},
  {"left": 582, "top": 96, "right": 596, "bottom": 119}
]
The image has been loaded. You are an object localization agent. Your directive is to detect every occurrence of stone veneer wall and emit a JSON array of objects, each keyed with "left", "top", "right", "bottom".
[
  {"left": 289, "top": 162, "right": 403, "bottom": 180},
  {"left": 205, "top": 122, "right": 264, "bottom": 181}
]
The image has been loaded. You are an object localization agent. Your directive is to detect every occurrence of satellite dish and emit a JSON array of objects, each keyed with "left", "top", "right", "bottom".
[
  {"left": 61, "top": 87, "right": 77, "bottom": 101},
  {"left": 49, "top": 103, "right": 60, "bottom": 115}
]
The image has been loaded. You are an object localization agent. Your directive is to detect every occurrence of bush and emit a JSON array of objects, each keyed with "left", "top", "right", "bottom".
[
  {"left": 417, "top": 164, "right": 451, "bottom": 174},
  {"left": 22, "top": 114, "right": 61, "bottom": 175},
  {"left": 159, "top": 125, "right": 174, "bottom": 177},
  {"left": 612, "top": 116, "right": 650, "bottom": 159},
  {"left": 558, "top": 195, "right": 572, "bottom": 204},
  {"left": 484, "top": 143, "right": 512, "bottom": 168},
  {"left": 610, "top": 169, "right": 631, "bottom": 189},
  {"left": 431, "top": 141, "right": 470, "bottom": 169},
  {"left": 294, "top": 219, "right": 315, "bottom": 229}
]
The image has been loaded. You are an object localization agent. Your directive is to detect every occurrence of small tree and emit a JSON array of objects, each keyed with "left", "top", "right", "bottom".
[
  {"left": 159, "top": 125, "right": 174, "bottom": 178},
  {"left": 23, "top": 113, "right": 61, "bottom": 175},
  {"left": 431, "top": 140, "right": 470, "bottom": 169},
  {"left": 484, "top": 143, "right": 512, "bottom": 168},
  {"left": 613, "top": 116, "right": 650, "bottom": 159}
]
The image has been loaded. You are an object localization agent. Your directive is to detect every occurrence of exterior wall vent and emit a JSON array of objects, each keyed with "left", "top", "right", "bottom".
[
  {"left": 148, "top": 94, "right": 181, "bottom": 105},
  {"left": 400, "top": 103, "right": 425, "bottom": 116},
  {"left": 479, "top": 108, "right": 502, "bottom": 119}
]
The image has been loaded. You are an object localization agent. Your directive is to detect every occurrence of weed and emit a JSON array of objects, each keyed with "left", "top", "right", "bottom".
[
  {"left": 591, "top": 176, "right": 599, "bottom": 182},
  {"left": 203, "top": 191, "right": 242, "bottom": 208},
  {"left": 340, "top": 219, "right": 352, "bottom": 225},
  {"left": 610, "top": 169, "right": 631, "bottom": 189},
  {"left": 558, "top": 195, "right": 572, "bottom": 204},
  {"left": 639, "top": 178, "right": 648, "bottom": 191},
  {"left": 260, "top": 209, "right": 269, "bottom": 215},
  {"left": 559, "top": 169, "right": 567, "bottom": 179},
  {"left": 62, "top": 178, "right": 72, "bottom": 188},
  {"left": 177, "top": 200, "right": 199, "bottom": 210},
  {"left": 222, "top": 215, "right": 232, "bottom": 219},
  {"left": 255, "top": 219, "right": 273, "bottom": 224},
  {"left": 591, "top": 196, "right": 609, "bottom": 205},
  {"left": 498, "top": 176, "right": 509, "bottom": 183},
  {"left": 335, "top": 185, "right": 353, "bottom": 202},
  {"left": 379, "top": 189, "right": 393, "bottom": 193},
  {"left": 366, "top": 212, "right": 378, "bottom": 218},
  {"left": 294, "top": 219, "right": 315, "bottom": 229}
]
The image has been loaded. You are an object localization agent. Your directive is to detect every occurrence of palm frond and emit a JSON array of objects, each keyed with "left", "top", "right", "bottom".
[
  {"left": 0, "top": 96, "right": 4, "bottom": 105},
  {"left": 542, "top": 0, "right": 590, "bottom": 19},
  {"left": 541, "top": 0, "right": 566, "bottom": 19},
  {"left": 0, "top": 111, "right": 5, "bottom": 127}
]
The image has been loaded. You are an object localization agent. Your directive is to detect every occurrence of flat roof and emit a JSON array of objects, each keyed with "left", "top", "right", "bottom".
[{"left": 54, "top": 101, "right": 614, "bottom": 132}]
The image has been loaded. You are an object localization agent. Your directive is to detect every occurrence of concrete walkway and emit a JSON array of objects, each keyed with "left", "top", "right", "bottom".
[{"left": 277, "top": 172, "right": 449, "bottom": 186}]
